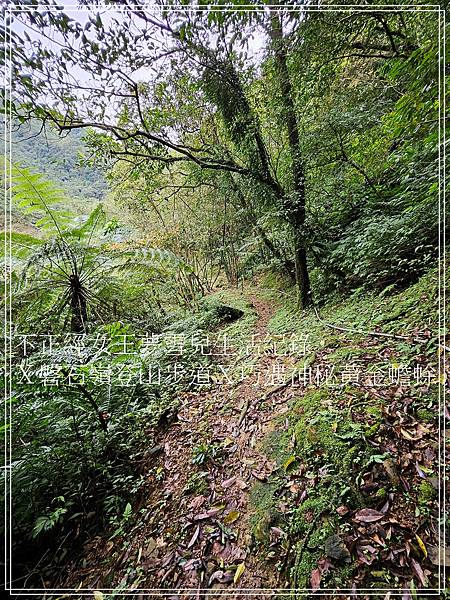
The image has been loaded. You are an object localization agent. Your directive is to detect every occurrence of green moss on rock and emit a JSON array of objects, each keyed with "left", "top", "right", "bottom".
[
  {"left": 417, "top": 481, "right": 436, "bottom": 504},
  {"left": 416, "top": 408, "right": 435, "bottom": 423}
]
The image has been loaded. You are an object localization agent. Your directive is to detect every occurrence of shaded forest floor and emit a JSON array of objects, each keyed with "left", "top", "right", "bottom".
[
  {"left": 65, "top": 295, "right": 291, "bottom": 596},
  {"left": 61, "top": 269, "right": 446, "bottom": 598}
]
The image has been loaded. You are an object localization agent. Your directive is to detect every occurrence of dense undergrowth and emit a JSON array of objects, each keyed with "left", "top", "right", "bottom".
[
  {"left": 4, "top": 258, "right": 445, "bottom": 593},
  {"left": 6, "top": 283, "right": 258, "bottom": 585}
]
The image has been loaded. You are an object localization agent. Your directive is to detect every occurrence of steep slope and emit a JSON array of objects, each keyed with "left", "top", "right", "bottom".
[{"left": 55, "top": 266, "right": 444, "bottom": 596}]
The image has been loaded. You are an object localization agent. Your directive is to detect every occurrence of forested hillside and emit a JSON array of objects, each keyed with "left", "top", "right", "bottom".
[
  {"left": 12, "top": 120, "right": 106, "bottom": 213},
  {"left": 2, "top": 1, "right": 447, "bottom": 598}
]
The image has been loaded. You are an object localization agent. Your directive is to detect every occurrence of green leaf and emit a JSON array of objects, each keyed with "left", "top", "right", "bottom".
[
  {"left": 234, "top": 562, "right": 245, "bottom": 584},
  {"left": 123, "top": 502, "right": 132, "bottom": 520}
]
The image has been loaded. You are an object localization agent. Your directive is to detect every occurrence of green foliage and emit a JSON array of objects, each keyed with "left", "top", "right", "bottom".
[
  {"left": 296, "top": 17, "right": 441, "bottom": 295},
  {"left": 0, "top": 230, "right": 44, "bottom": 262},
  {"left": 8, "top": 163, "right": 73, "bottom": 232},
  {"left": 12, "top": 119, "right": 106, "bottom": 213},
  {"left": 184, "top": 471, "right": 209, "bottom": 495},
  {"left": 417, "top": 481, "right": 436, "bottom": 506},
  {"left": 191, "top": 441, "right": 221, "bottom": 465},
  {"left": 5, "top": 4, "right": 445, "bottom": 590},
  {"left": 6, "top": 169, "right": 196, "bottom": 334}
]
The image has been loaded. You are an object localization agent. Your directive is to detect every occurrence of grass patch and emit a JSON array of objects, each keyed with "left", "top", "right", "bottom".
[{"left": 266, "top": 266, "right": 443, "bottom": 358}]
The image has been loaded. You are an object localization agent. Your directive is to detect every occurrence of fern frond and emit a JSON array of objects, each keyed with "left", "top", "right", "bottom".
[
  {"left": 7, "top": 163, "right": 74, "bottom": 233},
  {"left": 66, "top": 204, "right": 107, "bottom": 241},
  {"left": 19, "top": 238, "right": 75, "bottom": 287},
  {"left": 0, "top": 231, "right": 44, "bottom": 260},
  {"left": 118, "top": 246, "right": 193, "bottom": 275}
]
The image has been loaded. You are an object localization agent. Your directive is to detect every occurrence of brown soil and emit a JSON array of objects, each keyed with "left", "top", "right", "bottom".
[{"left": 64, "top": 294, "right": 296, "bottom": 598}]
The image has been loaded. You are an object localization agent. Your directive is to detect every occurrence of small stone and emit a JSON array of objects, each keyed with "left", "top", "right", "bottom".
[
  {"left": 324, "top": 534, "right": 351, "bottom": 562},
  {"left": 382, "top": 458, "right": 400, "bottom": 484},
  {"left": 429, "top": 477, "right": 440, "bottom": 490}
]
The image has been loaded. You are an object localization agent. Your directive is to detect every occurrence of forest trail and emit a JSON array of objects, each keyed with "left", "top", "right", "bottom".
[
  {"left": 61, "top": 279, "right": 443, "bottom": 597},
  {"left": 129, "top": 294, "right": 294, "bottom": 597}
]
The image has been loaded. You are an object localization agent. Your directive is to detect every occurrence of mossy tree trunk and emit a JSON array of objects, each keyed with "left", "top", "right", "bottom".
[{"left": 269, "top": 11, "right": 312, "bottom": 308}]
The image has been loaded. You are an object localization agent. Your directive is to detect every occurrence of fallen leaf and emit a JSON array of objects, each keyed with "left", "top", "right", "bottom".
[
  {"left": 223, "top": 510, "right": 240, "bottom": 524},
  {"left": 234, "top": 562, "right": 245, "bottom": 584},
  {"left": 400, "top": 428, "right": 420, "bottom": 441},
  {"left": 415, "top": 462, "right": 426, "bottom": 478},
  {"left": 298, "top": 488, "right": 308, "bottom": 503},
  {"left": 371, "top": 533, "right": 384, "bottom": 546},
  {"left": 415, "top": 534, "right": 427, "bottom": 558},
  {"left": 383, "top": 458, "right": 400, "bottom": 484},
  {"left": 402, "top": 585, "right": 412, "bottom": 600},
  {"left": 194, "top": 512, "right": 210, "bottom": 521},
  {"left": 416, "top": 463, "right": 433, "bottom": 474},
  {"left": 182, "top": 557, "right": 199, "bottom": 572},
  {"left": 188, "top": 495, "right": 205, "bottom": 510},
  {"left": 310, "top": 567, "right": 321, "bottom": 591},
  {"left": 336, "top": 505, "right": 349, "bottom": 516},
  {"left": 317, "top": 556, "right": 332, "bottom": 574},
  {"left": 410, "top": 557, "right": 427, "bottom": 586},
  {"left": 251, "top": 470, "right": 266, "bottom": 481},
  {"left": 194, "top": 507, "right": 222, "bottom": 521},
  {"left": 283, "top": 455, "right": 296, "bottom": 470},
  {"left": 269, "top": 526, "right": 285, "bottom": 545},
  {"left": 208, "top": 570, "right": 233, "bottom": 585},
  {"left": 353, "top": 508, "right": 384, "bottom": 523},
  {"left": 146, "top": 537, "right": 157, "bottom": 556},
  {"left": 187, "top": 525, "right": 200, "bottom": 549},
  {"left": 222, "top": 476, "right": 236, "bottom": 489},
  {"left": 324, "top": 534, "right": 351, "bottom": 562},
  {"left": 220, "top": 543, "right": 246, "bottom": 563},
  {"left": 288, "top": 481, "right": 300, "bottom": 494}
]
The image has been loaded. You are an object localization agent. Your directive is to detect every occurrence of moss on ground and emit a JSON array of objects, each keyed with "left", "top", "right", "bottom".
[
  {"left": 416, "top": 408, "right": 436, "bottom": 423},
  {"left": 286, "top": 389, "right": 373, "bottom": 587},
  {"left": 266, "top": 266, "right": 442, "bottom": 357},
  {"left": 417, "top": 481, "right": 437, "bottom": 505},
  {"left": 249, "top": 480, "right": 286, "bottom": 543},
  {"left": 249, "top": 387, "right": 380, "bottom": 588},
  {"left": 250, "top": 265, "right": 444, "bottom": 590}
]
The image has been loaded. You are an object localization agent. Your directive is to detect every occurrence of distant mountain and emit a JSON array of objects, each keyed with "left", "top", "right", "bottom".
[{"left": 11, "top": 120, "right": 108, "bottom": 217}]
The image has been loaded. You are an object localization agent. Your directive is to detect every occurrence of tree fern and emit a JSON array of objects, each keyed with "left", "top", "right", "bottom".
[
  {"left": 3, "top": 163, "right": 198, "bottom": 331},
  {"left": 0, "top": 231, "right": 44, "bottom": 261},
  {"left": 7, "top": 163, "right": 74, "bottom": 233}
]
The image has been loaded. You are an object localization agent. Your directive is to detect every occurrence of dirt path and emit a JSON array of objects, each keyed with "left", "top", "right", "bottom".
[
  {"left": 63, "top": 294, "right": 296, "bottom": 597},
  {"left": 134, "top": 295, "right": 294, "bottom": 597}
]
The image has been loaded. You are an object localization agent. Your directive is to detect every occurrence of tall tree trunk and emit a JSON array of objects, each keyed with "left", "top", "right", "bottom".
[
  {"left": 228, "top": 174, "right": 296, "bottom": 280},
  {"left": 295, "top": 246, "right": 312, "bottom": 309},
  {"left": 269, "top": 12, "right": 312, "bottom": 308}
]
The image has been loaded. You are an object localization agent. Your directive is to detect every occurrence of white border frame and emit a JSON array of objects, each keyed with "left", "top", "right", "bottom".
[{"left": 3, "top": 2, "right": 446, "bottom": 597}]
